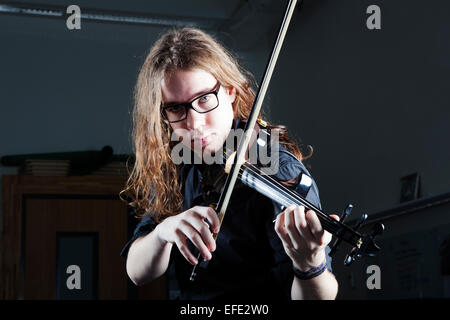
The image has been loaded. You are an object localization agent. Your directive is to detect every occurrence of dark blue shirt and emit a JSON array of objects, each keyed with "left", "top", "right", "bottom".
[{"left": 121, "top": 131, "right": 331, "bottom": 300}]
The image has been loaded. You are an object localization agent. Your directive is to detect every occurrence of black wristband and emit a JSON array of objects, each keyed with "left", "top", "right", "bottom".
[{"left": 293, "top": 260, "right": 328, "bottom": 280}]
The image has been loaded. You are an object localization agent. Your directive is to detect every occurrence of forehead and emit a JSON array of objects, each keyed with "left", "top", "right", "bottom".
[{"left": 161, "top": 68, "right": 216, "bottom": 103}]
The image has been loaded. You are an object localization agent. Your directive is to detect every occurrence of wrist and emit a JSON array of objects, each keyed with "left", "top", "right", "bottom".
[
  {"left": 293, "top": 260, "right": 328, "bottom": 280},
  {"left": 153, "top": 220, "right": 171, "bottom": 247},
  {"left": 292, "top": 250, "right": 326, "bottom": 271}
]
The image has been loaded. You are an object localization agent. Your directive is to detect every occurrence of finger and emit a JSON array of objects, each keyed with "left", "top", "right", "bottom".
[
  {"left": 174, "top": 231, "right": 198, "bottom": 265},
  {"left": 293, "top": 206, "right": 317, "bottom": 246},
  {"left": 178, "top": 221, "right": 212, "bottom": 261},
  {"left": 193, "top": 206, "right": 221, "bottom": 233},
  {"left": 321, "top": 214, "right": 340, "bottom": 245},
  {"left": 305, "top": 210, "right": 326, "bottom": 244},
  {"left": 189, "top": 217, "right": 217, "bottom": 252},
  {"left": 284, "top": 205, "right": 305, "bottom": 250},
  {"left": 330, "top": 214, "right": 340, "bottom": 221},
  {"left": 274, "top": 211, "right": 293, "bottom": 247}
]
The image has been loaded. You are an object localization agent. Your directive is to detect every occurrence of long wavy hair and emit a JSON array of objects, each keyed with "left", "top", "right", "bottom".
[{"left": 120, "top": 28, "right": 311, "bottom": 222}]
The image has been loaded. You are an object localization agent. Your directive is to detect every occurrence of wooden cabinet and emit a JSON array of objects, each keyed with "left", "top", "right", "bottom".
[{"left": 0, "top": 175, "right": 167, "bottom": 299}]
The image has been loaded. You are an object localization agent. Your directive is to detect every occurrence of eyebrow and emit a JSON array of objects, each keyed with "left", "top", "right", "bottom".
[{"left": 163, "top": 83, "right": 217, "bottom": 107}]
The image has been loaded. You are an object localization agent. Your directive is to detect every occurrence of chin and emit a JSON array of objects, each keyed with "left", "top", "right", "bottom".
[{"left": 203, "top": 144, "right": 220, "bottom": 156}]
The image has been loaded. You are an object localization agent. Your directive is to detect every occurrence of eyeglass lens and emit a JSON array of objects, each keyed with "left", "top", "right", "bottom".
[{"left": 164, "top": 92, "right": 219, "bottom": 123}]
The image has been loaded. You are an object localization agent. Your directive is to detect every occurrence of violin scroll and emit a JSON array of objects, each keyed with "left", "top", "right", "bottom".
[{"left": 329, "top": 204, "right": 385, "bottom": 265}]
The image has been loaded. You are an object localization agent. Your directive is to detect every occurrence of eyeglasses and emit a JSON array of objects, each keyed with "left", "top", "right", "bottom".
[{"left": 162, "top": 82, "right": 221, "bottom": 123}]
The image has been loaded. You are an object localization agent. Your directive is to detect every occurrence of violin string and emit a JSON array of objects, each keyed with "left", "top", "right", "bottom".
[
  {"left": 221, "top": 148, "right": 315, "bottom": 211},
  {"left": 227, "top": 161, "right": 339, "bottom": 234},
  {"left": 221, "top": 147, "right": 323, "bottom": 214},
  {"left": 220, "top": 149, "right": 340, "bottom": 233}
]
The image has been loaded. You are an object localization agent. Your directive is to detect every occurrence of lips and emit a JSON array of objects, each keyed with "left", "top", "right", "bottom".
[{"left": 192, "top": 133, "right": 213, "bottom": 147}]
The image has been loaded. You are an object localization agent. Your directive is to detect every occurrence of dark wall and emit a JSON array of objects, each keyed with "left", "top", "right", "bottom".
[
  {"left": 264, "top": 0, "right": 450, "bottom": 215},
  {"left": 258, "top": 0, "right": 450, "bottom": 298}
]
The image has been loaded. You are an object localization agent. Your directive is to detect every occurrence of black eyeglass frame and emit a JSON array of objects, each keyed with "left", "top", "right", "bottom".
[{"left": 161, "top": 82, "right": 221, "bottom": 123}]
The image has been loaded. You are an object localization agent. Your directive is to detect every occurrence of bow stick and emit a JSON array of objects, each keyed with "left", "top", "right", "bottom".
[{"left": 190, "top": 0, "right": 299, "bottom": 281}]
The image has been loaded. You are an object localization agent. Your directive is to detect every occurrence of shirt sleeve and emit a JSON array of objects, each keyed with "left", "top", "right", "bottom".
[{"left": 120, "top": 214, "right": 157, "bottom": 258}]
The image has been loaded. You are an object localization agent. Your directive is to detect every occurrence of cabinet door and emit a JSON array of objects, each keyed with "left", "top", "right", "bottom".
[{"left": 23, "top": 196, "right": 128, "bottom": 299}]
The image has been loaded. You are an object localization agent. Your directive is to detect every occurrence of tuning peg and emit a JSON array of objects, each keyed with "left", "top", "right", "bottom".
[
  {"left": 329, "top": 204, "right": 353, "bottom": 257},
  {"left": 339, "top": 204, "right": 353, "bottom": 223},
  {"left": 353, "top": 213, "right": 368, "bottom": 230},
  {"left": 344, "top": 254, "right": 354, "bottom": 266},
  {"left": 344, "top": 248, "right": 360, "bottom": 266},
  {"left": 371, "top": 223, "right": 385, "bottom": 238}
]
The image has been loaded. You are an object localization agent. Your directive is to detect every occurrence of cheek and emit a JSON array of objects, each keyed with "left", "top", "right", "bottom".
[
  {"left": 170, "top": 124, "right": 189, "bottom": 142},
  {"left": 211, "top": 105, "right": 233, "bottom": 138},
  {"left": 223, "top": 104, "right": 234, "bottom": 125}
]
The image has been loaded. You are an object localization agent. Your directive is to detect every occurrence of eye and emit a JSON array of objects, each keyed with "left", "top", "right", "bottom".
[
  {"left": 198, "top": 94, "right": 211, "bottom": 104},
  {"left": 166, "top": 105, "right": 183, "bottom": 113}
]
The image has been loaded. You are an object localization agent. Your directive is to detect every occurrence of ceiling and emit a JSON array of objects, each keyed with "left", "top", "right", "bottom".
[{"left": 0, "top": 0, "right": 295, "bottom": 49}]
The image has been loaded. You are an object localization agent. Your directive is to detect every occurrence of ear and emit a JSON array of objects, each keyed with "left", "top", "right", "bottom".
[{"left": 225, "top": 86, "right": 236, "bottom": 104}]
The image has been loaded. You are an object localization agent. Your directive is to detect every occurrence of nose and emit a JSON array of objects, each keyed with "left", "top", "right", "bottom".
[{"left": 185, "top": 107, "right": 205, "bottom": 130}]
